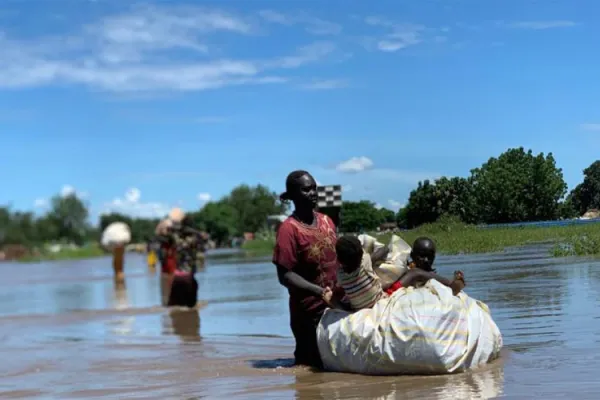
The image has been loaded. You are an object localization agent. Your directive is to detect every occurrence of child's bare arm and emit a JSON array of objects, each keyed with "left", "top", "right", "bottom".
[
  {"left": 370, "top": 246, "right": 390, "bottom": 266},
  {"left": 400, "top": 269, "right": 465, "bottom": 295}
]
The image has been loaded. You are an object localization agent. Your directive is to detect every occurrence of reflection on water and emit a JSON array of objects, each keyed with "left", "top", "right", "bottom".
[
  {"left": 164, "top": 309, "right": 201, "bottom": 342},
  {"left": 0, "top": 248, "right": 600, "bottom": 398},
  {"left": 290, "top": 361, "right": 505, "bottom": 400}
]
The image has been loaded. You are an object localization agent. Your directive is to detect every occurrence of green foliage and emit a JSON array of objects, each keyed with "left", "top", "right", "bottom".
[
  {"left": 377, "top": 208, "right": 396, "bottom": 224},
  {"left": 339, "top": 201, "right": 396, "bottom": 232},
  {"left": 403, "top": 147, "right": 570, "bottom": 227},
  {"left": 46, "top": 194, "right": 90, "bottom": 246},
  {"left": 403, "top": 177, "right": 476, "bottom": 228},
  {"left": 551, "top": 235, "right": 600, "bottom": 257},
  {"left": 396, "top": 207, "right": 408, "bottom": 229},
  {"left": 19, "top": 243, "right": 106, "bottom": 263},
  {"left": 566, "top": 160, "right": 600, "bottom": 216},
  {"left": 1, "top": 194, "right": 91, "bottom": 248},
  {"left": 242, "top": 228, "right": 276, "bottom": 255},
  {"left": 1, "top": 183, "right": 287, "bottom": 254},
  {"left": 185, "top": 183, "right": 286, "bottom": 246},
  {"left": 376, "top": 218, "right": 600, "bottom": 257},
  {"left": 225, "top": 184, "right": 287, "bottom": 234},
  {"left": 247, "top": 215, "right": 600, "bottom": 258},
  {"left": 3, "top": 150, "right": 600, "bottom": 260},
  {"left": 471, "top": 147, "right": 567, "bottom": 223},
  {"left": 189, "top": 201, "right": 236, "bottom": 246}
]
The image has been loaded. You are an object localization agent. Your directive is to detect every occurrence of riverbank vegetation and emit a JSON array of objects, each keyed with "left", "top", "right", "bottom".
[
  {"left": 243, "top": 215, "right": 600, "bottom": 257},
  {"left": 2, "top": 147, "right": 600, "bottom": 261},
  {"left": 19, "top": 244, "right": 106, "bottom": 263}
]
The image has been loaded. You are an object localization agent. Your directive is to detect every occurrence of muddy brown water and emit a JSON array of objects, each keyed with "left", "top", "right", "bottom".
[{"left": 1, "top": 246, "right": 600, "bottom": 399}]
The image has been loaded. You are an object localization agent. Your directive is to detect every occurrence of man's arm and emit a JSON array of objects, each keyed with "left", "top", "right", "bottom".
[{"left": 276, "top": 265, "right": 325, "bottom": 296}]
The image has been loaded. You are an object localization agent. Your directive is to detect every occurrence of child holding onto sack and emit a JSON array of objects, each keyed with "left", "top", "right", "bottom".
[{"left": 336, "top": 235, "right": 465, "bottom": 311}]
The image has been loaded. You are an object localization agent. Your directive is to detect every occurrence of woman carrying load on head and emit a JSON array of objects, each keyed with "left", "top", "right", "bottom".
[
  {"left": 166, "top": 215, "right": 204, "bottom": 308},
  {"left": 272, "top": 170, "right": 348, "bottom": 369}
]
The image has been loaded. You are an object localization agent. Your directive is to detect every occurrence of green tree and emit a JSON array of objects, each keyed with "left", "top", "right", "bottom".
[
  {"left": 340, "top": 201, "right": 384, "bottom": 232},
  {"left": 566, "top": 160, "right": 600, "bottom": 216},
  {"left": 194, "top": 201, "right": 237, "bottom": 246},
  {"left": 403, "top": 177, "right": 475, "bottom": 228},
  {"left": 377, "top": 207, "right": 396, "bottom": 224},
  {"left": 403, "top": 180, "right": 438, "bottom": 228},
  {"left": 47, "top": 194, "right": 90, "bottom": 245},
  {"left": 0, "top": 207, "right": 35, "bottom": 245},
  {"left": 396, "top": 207, "right": 408, "bottom": 229},
  {"left": 224, "top": 184, "right": 287, "bottom": 234},
  {"left": 470, "top": 147, "right": 567, "bottom": 223}
]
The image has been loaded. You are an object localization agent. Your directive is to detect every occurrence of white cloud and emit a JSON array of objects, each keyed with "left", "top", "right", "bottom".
[
  {"left": 0, "top": 6, "right": 337, "bottom": 94},
  {"left": 580, "top": 123, "right": 600, "bottom": 132},
  {"left": 60, "top": 184, "right": 88, "bottom": 199},
  {"left": 34, "top": 198, "right": 48, "bottom": 208},
  {"left": 124, "top": 187, "right": 141, "bottom": 203},
  {"left": 60, "top": 185, "right": 76, "bottom": 197},
  {"left": 103, "top": 187, "right": 171, "bottom": 218},
  {"left": 258, "top": 10, "right": 342, "bottom": 35},
  {"left": 197, "top": 192, "right": 212, "bottom": 202},
  {"left": 507, "top": 20, "right": 578, "bottom": 30},
  {"left": 271, "top": 41, "right": 336, "bottom": 69},
  {"left": 365, "top": 17, "right": 424, "bottom": 52},
  {"left": 299, "top": 79, "right": 347, "bottom": 90},
  {"left": 343, "top": 185, "right": 352, "bottom": 193},
  {"left": 374, "top": 203, "right": 383, "bottom": 210},
  {"left": 388, "top": 199, "right": 404, "bottom": 211},
  {"left": 316, "top": 162, "right": 439, "bottom": 187},
  {"left": 335, "top": 156, "right": 374, "bottom": 173}
]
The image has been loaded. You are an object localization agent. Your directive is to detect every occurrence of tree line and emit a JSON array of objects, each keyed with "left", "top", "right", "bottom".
[
  {"left": 1, "top": 147, "right": 600, "bottom": 250},
  {"left": 397, "top": 147, "right": 600, "bottom": 228},
  {"left": 0, "top": 184, "right": 288, "bottom": 249}
]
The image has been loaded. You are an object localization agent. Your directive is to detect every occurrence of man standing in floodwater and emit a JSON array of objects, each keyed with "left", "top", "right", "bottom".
[{"left": 272, "top": 170, "right": 347, "bottom": 369}]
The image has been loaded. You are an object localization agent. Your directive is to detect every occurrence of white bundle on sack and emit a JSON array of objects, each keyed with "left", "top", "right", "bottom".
[
  {"left": 317, "top": 279, "right": 503, "bottom": 375},
  {"left": 358, "top": 234, "right": 412, "bottom": 290}
]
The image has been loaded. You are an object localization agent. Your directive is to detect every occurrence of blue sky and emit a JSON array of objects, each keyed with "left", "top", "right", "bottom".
[{"left": 1, "top": 0, "right": 600, "bottom": 221}]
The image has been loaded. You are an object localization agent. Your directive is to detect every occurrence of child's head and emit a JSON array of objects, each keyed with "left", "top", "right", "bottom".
[
  {"left": 411, "top": 237, "right": 437, "bottom": 272},
  {"left": 336, "top": 235, "right": 363, "bottom": 273}
]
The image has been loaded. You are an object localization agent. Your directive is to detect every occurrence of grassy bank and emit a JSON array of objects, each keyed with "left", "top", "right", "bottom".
[
  {"left": 377, "top": 217, "right": 600, "bottom": 257},
  {"left": 242, "top": 235, "right": 276, "bottom": 257},
  {"left": 18, "top": 244, "right": 107, "bottom": 263},
  {"left": 242, "top": 217, "right": 600, "bottom": 257}
]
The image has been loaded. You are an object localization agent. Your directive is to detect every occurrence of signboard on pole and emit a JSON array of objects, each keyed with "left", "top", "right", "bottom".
[{"left": 316, "top": 184, "right": 342, "bottom": 229}]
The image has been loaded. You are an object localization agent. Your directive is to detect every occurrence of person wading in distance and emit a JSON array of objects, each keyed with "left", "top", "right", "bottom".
[{"left": 272, "top": 170, "right": 348, "bottom": 369}]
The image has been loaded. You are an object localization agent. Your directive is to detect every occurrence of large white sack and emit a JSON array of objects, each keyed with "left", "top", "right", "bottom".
[
  {"left": 317, "top": 280, "right": 503, "bottom": 375},
  {"left": 358, "top": 234, "right": 412, "bottom": 290}
]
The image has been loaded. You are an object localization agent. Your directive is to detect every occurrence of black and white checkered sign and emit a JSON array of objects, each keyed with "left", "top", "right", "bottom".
[{"left": 316, "top": 185, "right": 342, "bottom": 208}]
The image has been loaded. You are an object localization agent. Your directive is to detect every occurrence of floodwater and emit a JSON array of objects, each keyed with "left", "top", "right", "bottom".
[{"left": 1, "top": 246, "right": 600, "bottom": 399}]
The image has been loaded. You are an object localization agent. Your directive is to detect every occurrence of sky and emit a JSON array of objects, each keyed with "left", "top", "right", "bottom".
[{"left": 1, "top": 0, "right": 600, "bottom": 222}]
